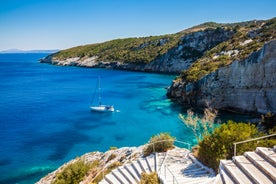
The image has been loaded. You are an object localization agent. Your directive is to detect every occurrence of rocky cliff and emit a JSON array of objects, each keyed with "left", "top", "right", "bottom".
[
  {"left": 167, "top": 40, "right": 276, "bottom": 114},
  {"left": 41, "top": 28, "right": 234, "bottom": 74},
  {"left": 36, "top": 146, "right": 144, "bottom": 184},
  {"left": 41, "top": 18, "right": 276, "bottom": 114}
]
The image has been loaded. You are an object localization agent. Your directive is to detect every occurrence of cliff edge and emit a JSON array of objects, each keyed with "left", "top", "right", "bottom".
[{"left": 167, "top": 40, "right": 276, "bottom": 114}]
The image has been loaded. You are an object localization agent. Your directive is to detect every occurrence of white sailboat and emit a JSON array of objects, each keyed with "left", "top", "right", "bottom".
[{"left": 90, "top": 77, "right": 114, "bottom": 112}]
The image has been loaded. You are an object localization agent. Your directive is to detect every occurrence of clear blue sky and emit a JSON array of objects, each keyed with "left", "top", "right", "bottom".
[{"left": 0, "top": 0, "right": 275, "bottom": 51}]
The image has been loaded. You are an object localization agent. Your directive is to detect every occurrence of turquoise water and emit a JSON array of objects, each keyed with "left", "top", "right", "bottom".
[
  {"left": 0, "top": 54, "right": 194, "bottom": 183},
  {"left": 0, "top": 54, "right": 254, "bottom": 183}
]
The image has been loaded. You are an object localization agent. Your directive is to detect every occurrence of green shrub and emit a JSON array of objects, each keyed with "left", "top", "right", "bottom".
[
  {"left": 106, "top": 153, "right": 117, "bottom": 162},
  {"left": 53, "top": 159, "right": 91, "bottom": 184},
  {"left": 197, "top": 121, "right": 276, "bottom": 172},
  {"left": 261, "top": 112, "right": 276, "bottom": 130},
  {"left": 92, "top": 161, "right": 122, "bottom": 183},
  {"left": 143, "top": 133, "right": 175, "bottom": 156},
  {"left": 139, "top": 172, "right": 160, "bottom": 184}
]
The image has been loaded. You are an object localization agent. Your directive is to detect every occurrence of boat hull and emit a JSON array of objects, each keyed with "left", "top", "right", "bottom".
[{"left": 90, "top": 105, "right": 114, "bottom": 112}]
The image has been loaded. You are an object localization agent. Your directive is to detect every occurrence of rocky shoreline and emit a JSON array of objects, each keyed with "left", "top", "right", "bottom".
[
  {"left": 36, "top": 146, "right": 145, "bottom": 184},
  {"left": 167, "top": 40, "right": 276, "bottom": 114},
  {"left": 40, "top": 19, "right": 276, "bottom": 115}
]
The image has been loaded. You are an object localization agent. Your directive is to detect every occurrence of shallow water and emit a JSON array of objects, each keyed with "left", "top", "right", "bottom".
[
  {"left": 0, "top": 54, "right": 191, "bottom": 183},
  {"left": 0, "top": 54, "right": 254, "bottom": 183}
]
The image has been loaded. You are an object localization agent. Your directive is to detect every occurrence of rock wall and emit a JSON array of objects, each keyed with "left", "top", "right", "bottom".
[
  {"left": 143, "top": 28, "right": 234, "bottom": 73},
  {"left": 167, "top": 40, "right": 276, "bottom": 114},
  {"left": 41, "top": 28, "right": 233, "bottom": 74}
]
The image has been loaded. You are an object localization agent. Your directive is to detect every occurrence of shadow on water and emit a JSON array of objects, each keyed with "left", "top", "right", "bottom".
[
  {"left": 72, "top": 111, "right": 116, "bottom": 130},
  {"left": 0, "top": 158, "right": 12, "bottom": 166},
  {"left": 20, "top": 129, "right": 93, "bottom": 161},
  {"left": 74, "top": 120, "right": 116, "bottom": 130},
  {"left": 0, "top": 167, "right": 54, "bottom": 184},
  {"left": 114, "top": 134, "right": 126, "bottom": 141}
]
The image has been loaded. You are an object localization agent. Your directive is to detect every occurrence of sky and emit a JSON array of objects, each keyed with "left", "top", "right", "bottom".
[{"left": 0, "top": 0, "right": 275, "bottom": 51}]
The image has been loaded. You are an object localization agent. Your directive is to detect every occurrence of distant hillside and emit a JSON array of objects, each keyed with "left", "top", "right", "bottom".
[
  {"left": 41, "top": 18, "right": 274, "bottom": 74},
  {"left": 41, "top": 17, "right": 276, "bottom": 114}
]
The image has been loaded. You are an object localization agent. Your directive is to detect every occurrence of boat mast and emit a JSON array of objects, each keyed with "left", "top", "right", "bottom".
[{"left": 98, "top": 77, "right": 102, "bottom": 106}]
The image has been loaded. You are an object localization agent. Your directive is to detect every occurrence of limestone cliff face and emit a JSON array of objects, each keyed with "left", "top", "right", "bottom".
[
  {"left": 41, "top": 29, "right": 233, "bottom": 74},
  {"left": 167, "top": 40, "right": 276, "bottom": 114},
  {"left": 143, "top": 28, "right": 234, "bottom": 73}
]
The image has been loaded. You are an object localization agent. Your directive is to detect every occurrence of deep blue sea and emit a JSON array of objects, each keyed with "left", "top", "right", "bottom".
[{"left": 0, "top": 54, "right": 253, "bottom": 184}]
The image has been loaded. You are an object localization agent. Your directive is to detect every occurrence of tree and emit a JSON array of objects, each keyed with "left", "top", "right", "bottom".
[
  {"left": 197, "top": 121, "right": 276, "bottom": 172},
  {"left": 179, "top": 107, "right": 218, "bottom": 143}
]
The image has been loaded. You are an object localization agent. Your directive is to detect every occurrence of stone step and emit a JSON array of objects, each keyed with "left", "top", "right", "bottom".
[
  {"left": 183, "top": 168, "right": 209, "bottom": 175},
  {"left": 245, "top": 151, "right": 276, "bottom": 181},
  {"left": 124, "top": 164, "right": 140, "bottom": 182},
  {"left": 234, "top": 155, "right": 274, "bottom": 184},
  {"left": 118, "top": 166, "right": 138, "bottom": 184},
  {"left": 256, "top": 147, "right": 276, "bottom": 166},
  {"left": 131, "top": 161, "right": 143, "bottom": 178},
  {"left": 145, "top": 154, "right": 155, "bottom": 172},
  {"left": 166, "top": 176, "right": 212, "bottom": 184},
  {"left": 220, "top": 160, "right": 252, "bottom": 184},
  {"left": 112, "top": 170, "right": 130, "bottom": 184},
  {"left": 212, "top": 172, "right": 224, "bottom": 184},
  {"left": 104, "top": 173, "right": 121, "bottom": 184},
  {"left": 98, "top": 179, "right": 110, "bottom": 184},
  {"left": 156, "top": 152, "right": 166, "bottom": 169},
  {"left": 219, "top": 164, "right": 235, "bottom": 184},
  {"left": 137, "top": 158, "right": 149, "bottom": 173},
  {"left": 182, "top": 177, "right": 214, "bottom": 184}
]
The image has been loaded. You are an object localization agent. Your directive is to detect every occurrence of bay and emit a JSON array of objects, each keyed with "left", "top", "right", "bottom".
[
  {"left": 0, "top": 54, "right": 192, "bottom": 183},
  {"left": 0, "top": 54, "right": 253, "bottom": 184}
]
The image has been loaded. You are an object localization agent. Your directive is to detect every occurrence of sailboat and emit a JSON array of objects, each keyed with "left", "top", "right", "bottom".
[{"left": 90, "top": 77, "right": 114, "bottom": 112}]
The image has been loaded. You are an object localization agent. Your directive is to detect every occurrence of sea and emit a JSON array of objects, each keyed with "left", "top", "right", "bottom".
[{"left": 0, "top": 53, "right": 253, "bottom": 184}]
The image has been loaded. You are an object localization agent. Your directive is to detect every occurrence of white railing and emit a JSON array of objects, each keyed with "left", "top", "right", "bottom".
[
  {"left": 154, "top": 139, "right": 191, "bottom": 184},
  {"left": 233, "top": 133, "right": 276, "bottom": 156},
  {"left": 159, "top": 164, "right": 179, "bottom": 184},
  {"left": 91, "top": 139, "right": 191, "bottom": 183}
]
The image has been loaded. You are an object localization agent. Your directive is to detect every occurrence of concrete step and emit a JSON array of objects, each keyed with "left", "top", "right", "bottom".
[
  {"left": 183, "top": 168, "right": 208, "bottom": 175},
  {"left": 234, "top": 155, "right": 274, "bottom": 184},
  {"left": 118, "top": 166, "right": 138, "bottom": 184},
  {"left": 104, "top": 173, "right": 121, "bottom": 184},
  {"left": 220, "top": 160, "right": 252, "bottom": 184},
  {"left": 219, "top": 164, "right": 235, "bottom": 184},
  {"left": 166, "top": 176, "right": 212, "bottom": 184},
  {"left": 137, "top": 158, "right": 149, "bottom": 173},
  {"left": 256, "top": 147, "right": 276, "bottom": 166},
  {"left": 156, "top": 152, "right": 166, "bottom": 168},
  {"left": 245, "top": 151, "right": 276, "bottom": 181},
  {"left": 112, "top": 170, "right": 130, "bottom": 184},
  {"left": 98, "top": 179, "right": 110, "bottom": 184},
  {"left": 145, "top": 154, "right": 155, "bottom": 172},
  {"left": 124, "top": 164, "right": 140, "bottom": 182},
  {"left": 131, "top": 161, "right": 143, "bottom": 178},
  {"left": 182, "top": 177, "right": 214, "bottom": 184}
]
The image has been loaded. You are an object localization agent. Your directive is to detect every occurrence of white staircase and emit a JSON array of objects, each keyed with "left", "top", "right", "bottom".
[
  {"left": 219, "top": 147, "right": 276, "bottom": 184},
  {"left": 159, "top": 147, "right": 215, "bottom": 184},
  {"left": 99, "top": 147, "right": 215, "bottom": 184},
  {"left": 99, "top": 146, "right": 276, "bottom": 184}
]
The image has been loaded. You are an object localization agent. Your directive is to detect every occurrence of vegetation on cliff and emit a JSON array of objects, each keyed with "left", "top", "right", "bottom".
[
  {"left": 48, "top": 18, "right": 276, "bottom": 83},
  {"left": 143, "top": 133, "right": 175, "bottom": 156},
  {"left": 181, "top": 17, "right": 276, "bottom": 82},
  {"left": 52, "top": 34, "right": 181, "bottom": 64},
  {"left": 52, "top": 158, "right": 98, "bottom": 184},
  {"left": 197, "top": 121, "right": 276, "bottom": 172}
]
